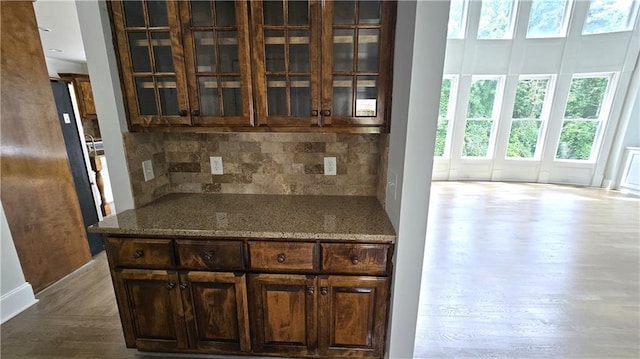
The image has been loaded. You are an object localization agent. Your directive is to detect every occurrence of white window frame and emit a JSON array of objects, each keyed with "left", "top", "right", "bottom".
[
  {"left": 436, "top": 75, "right": 459, "bottom": 158},
  {"left": 477, "top": 0, "right": 519, "bottom": 40},
  {"left": 526, "top": 0, "right": 574, "bottom": 39},
  {"left": 554, "top": 72, "right": 618, "bottom": 163},
  {"left": 506, "top": 74, "right": 556, "bottom": 161},
  {"left": 462, "top": 75, "right": 505, "bottom": 159},
  {"left": 582, "top": 0, "right": 640, "bottom": 35},
  {"left": 448, "top": 0, "right": 469, "bottom": 39}
]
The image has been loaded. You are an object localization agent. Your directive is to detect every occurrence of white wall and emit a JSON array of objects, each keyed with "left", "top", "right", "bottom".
[
  {"left": 385, "top": 1, "right": 449, "bottom": 358},
  {"left": 75, "top": 0, "right": 134, "bottom": 212},
  {"left": 45, "top": 57, "right": 88, "bottom": 77},
  {"left": 1, "top": 202, "right": 37, "bottom": 324}
]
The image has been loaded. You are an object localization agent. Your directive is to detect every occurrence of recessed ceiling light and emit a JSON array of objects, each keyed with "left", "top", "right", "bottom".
[
  {"left": 38, "top": 26, "right": 52, "bottom": 32},
  {"left": 49, "top": 48, "right": 63, "bottom": 53}
]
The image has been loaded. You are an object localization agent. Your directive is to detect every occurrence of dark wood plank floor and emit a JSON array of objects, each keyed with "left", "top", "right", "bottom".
[
  {"left": 2, "top": 182, "right": 638, "bottom": 358},
  {"left": 415, "top": 182, "right": 640, "bottom": 358}
]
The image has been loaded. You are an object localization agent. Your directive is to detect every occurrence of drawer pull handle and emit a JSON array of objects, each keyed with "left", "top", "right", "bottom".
[
  {"left": 133, "top": 250, "right": 144, "bottom": 258},
  {"left": 307, "top": 286, "right": 315, "bottom": 295},
  {"left": 321, "top": 287, "right": 328, "bottom": 295},
  {"left": 167, "top": 282, "right": 176, "bottom": 290},
  {"left": 277, "top": 253, "right": 286, "bottom": 263},
  {"left": 202, "top": 251, "right": 214, "bottom": 261},
  {"left": 179, "top": 282, "right": 188, "bottom": 290},
  {"left": 351, "top": 255, "right": 359, "bottom": 265}
]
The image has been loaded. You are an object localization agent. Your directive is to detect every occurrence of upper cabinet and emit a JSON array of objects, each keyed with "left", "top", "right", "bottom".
[
  {"left": 61, "top": 74, "right": 98, "bottom": 120},
  {"left": 109, "top": 0, "right": 396, "bottom": 133}
]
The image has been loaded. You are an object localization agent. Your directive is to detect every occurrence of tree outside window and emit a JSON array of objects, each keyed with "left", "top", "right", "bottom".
[
  {"left": 527, "top": 0, "right": 572, "bottom": 38},
  {"left": 583, "top": 0, "right": 639, "bottom": 35},
  {"left": 463, "top": 78, "right": 500, "bottom": 157},
  {"left": 435, "top": 78, "right": 454, "bottom": 157},
  {"left": 506, "top": 77, "right": 551, "bottom": 158},
  {"left": 478, "top": 0, "right": 517, "bottom": 39},
  {"left": 448, "top": 0, "right": 468, "bottom": 39}
]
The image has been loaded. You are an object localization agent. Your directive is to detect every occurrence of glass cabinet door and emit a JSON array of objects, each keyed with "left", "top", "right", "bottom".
[
  {"left": 180, "top": 0, "right": 253, "bottom": 126},
  {"left": 251, "top": 0, "right": 321, "bottom": 127},
  {"left": 322, "top": 0, "right": 394, "bottom": 128},
  {"left": 111, "top": 0, "right": 190, "bottom": 126}
]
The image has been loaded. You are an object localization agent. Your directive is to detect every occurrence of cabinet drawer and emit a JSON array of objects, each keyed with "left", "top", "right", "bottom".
[
  {"left": 321, "top": 243, "right": 390, "bottom": 275},
  {"left": 249, "top": 241, "right": 318, "bottom": 273},
  {"left": 106, "top": 237, "right": 174, "bottom": 269},
  {"left": 176, "top": 240, "right": 244, "bottom": 271}
]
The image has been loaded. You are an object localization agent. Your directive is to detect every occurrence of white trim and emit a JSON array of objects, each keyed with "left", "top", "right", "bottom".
[{"left": 1, "top": 283, "right": 38, "bottom": 324}]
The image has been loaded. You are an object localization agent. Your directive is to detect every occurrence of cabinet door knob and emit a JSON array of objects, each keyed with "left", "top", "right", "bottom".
[
  {"left": 202, "top": 251, "right": 214, "bottom": 261},
  {"left": 307, "top": 286, "right": 315, "bottom": 295},
  {"left": 322, "top": 110, "right": 331, "bottom": 116},
  {"left": 351, "top": 255, "right": 359, "bottom": 265},
  {"left": 179, "top": 109, "right": 188, "bottom": 116},
  {"left": 277, "top": 253, "right": 286, "bottom": 263},
  {"left": 133, "top": 250, "right": 144, "bottom": 258},
  {"left": 167, "top": 282, "right": 176, "bottom": 290},
  {"left": 179, "top": 282, "right": 188, "bottom": 290},
  {"left": 311, "top": 110, "right": 319, "bottom": 116},
  {"left": 320, "top": 287, "right": 328, "bottom": 295},
  {"left": 191, "top": 109, "right": 200, "bottom": 116}
]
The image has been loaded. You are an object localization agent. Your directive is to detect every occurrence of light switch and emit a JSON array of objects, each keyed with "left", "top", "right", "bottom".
[
  {"left": 142, "top": 160, "right": 154, "bottom": 182},
  {"left": 63, "top": 113, "right": 71, "bottom": 124},
  {"left": 210, "top": 156, "right": 223, "bottom": 175},
  {"left": 324, "top": 157, "right": 337, "bottom": 176}
]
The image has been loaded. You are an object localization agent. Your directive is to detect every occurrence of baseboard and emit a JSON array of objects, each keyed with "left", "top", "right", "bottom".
[{"left": 1, "top": 282, "right": 38, "bottom": 324}]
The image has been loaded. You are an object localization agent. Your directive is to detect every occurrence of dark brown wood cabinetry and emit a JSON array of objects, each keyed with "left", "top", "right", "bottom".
[
  {"left": 104, "top": 236, "right": 392, "bottom": 358},
  {"left": 61, "top": 74, "right": 98, "bottom": 120},
  {"left": 108, "top": 0, "right": 395, "bottom": 133}
]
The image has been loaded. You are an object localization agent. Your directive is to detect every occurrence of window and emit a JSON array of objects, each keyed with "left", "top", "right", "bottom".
[
  {"left": 556, "top": 74, "right": 613, "bottom": 161},
  {"left": 583, "top": 0, "right": 639, "bottom": 35},
  {"left": 478, "top": 0, "right": 517, "bottom": 39},
  {"left": 435, "top": 77, "right": 456, "bottom": 157},
  {"left": 507, "top": 76, "right": 552, "bottom": 159},
  {"left": 463, "top": 77, "right": 501, "bottom": 157},
  {"left": 527, "top": 0, "right": 573, "bottom": 38},
  {"left": 448, "top": 0, "right": 468, "bottom": 39}
]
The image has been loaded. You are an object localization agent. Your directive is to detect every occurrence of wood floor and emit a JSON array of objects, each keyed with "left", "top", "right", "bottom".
[
  {"left": 415, "top": 182, "right": 640, "bottom": 358},
  {"left": 1, "top": 182, "right": 638, "bottom": 358}
]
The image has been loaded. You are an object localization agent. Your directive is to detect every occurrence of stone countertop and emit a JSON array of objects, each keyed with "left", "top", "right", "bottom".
[{"left": 89, "top": 193, "right": 396, "bottom": 242}]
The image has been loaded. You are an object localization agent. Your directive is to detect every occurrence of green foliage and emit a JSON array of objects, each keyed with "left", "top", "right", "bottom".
[
  {"left": 556, "top": 121, "right": 599, "bottom": 160},
  {"left": 513, "top": 79, "right": 548, "bottom": 119},
  {"left": 463, "top": 120, "right": 493, "bottom": 157},
  {"left": 565, "top": 77, "right": 609, "bottom": 119},
  {"left": 448, "top": 0, "right": 466, "bottom": 38},
  {"left": 478, "top": 0, "right": 514, "bottom": 39},
  {"left": 584, "top": 0, "right": 635, "bottom": 34},
  {"left": 507, "top": 120, "right": 541, "bottom": 158},
  {"left": 467, "top": 80, "right": 497, "bottom": 119},
  {"left": 439, "top": 79, "right": 451, "bottom": 118},
  {"left": 527, "top": 0, "right": 568, "bottom": 37},
  {"left": 434, "top": 119, "right": 448, "bottom": 157}
]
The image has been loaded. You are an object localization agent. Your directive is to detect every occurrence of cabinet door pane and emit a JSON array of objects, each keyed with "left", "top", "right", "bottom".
[
  {"left": 333, "top": 76, "right": 353, "bottom": 116},
  {"left": 198, "top": 76, "right": 220, "bottom": 116},
  {"left": 128, "top": 32, "right": 152, "bottom": 72},
  {"left": 195, "top": 31, "right": 216, "bottom": 72},
  {"left": 222, "top": 76, "right": 242, "bottom": 116},
  {"left": 152, "top": 32, "right": 174, "bottom": 72},
  {"left": 147, "top": 0, "right": 169, "bottom": 27},
  {"left": 265, "top": 30, "right": 286, "bottom": 72},
  {"left": 357, "top": 29, "right": 379, "bottom": 72},
  {"left": 289, "top": 30, "right": 310, "bottom": 73},
  {"left": 288, "top": 0, "right": 309, "bottom": 25},
  {"left": 135, "top": 77, "right": 157, "bottom": 115},
  {"left": 190, "top": 1, "right": 213, "bottom": 26},
  {"left": 158, "top": 77, "right": 179, "bottom": 115},
  {"left": 267, "top": 76, "right": 287, "bottom": 116},
  {"left": 291, "top": 76, "right": 310, "bottom": 117},
  {"left": 334, "top": 1, "right": 355, "bottom": 24},
  {"left": 123, "top": 1, "right": 145, "bottom": 27},
  {"left": 333, "top": 29, "right": 354, "bottom": 72},
  {"left": 358, "top": 0, "right": 381, "bottom": 24},
  {"left": 356, "top": 75, "right": 377, "bottom": 117},
  {"left": 218, "top": 31, "right": 239, "bottom": 73},
  {"left": 263, "top": 0, "right": 284, "bottom": 25},
  {"left": 215, "top": 0, "right": 237, "bottom": 26}
]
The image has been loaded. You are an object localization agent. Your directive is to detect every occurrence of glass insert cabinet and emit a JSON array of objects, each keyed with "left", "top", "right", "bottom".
[{"left": 109, "top": 0, "right": 396, "bottom": 132}]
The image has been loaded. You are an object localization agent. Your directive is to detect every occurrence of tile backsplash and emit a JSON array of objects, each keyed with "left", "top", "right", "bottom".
[{"left": 125, "top": 132, "right": 388, "bottom": 207}]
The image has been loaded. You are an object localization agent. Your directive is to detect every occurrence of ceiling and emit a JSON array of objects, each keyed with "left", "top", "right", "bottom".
[{"left": 33, "top": 0, "right": 86, "bottom": 64}]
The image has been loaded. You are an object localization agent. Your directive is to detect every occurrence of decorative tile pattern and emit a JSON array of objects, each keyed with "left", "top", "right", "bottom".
[{"left": 122, "top": 132, "right": 169, "bottom": 207}]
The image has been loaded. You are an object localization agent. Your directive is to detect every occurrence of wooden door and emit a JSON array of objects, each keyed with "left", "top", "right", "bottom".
[
  {"left": 250, "top": 0, "right": 322, "bottom": 128},
  {"left": 179, "top": 0, "right": 254, "bottom": 127},
  {"left": 318, "top": 276, "right": 389, "bottom": 358},
  {"left": 113, "top": 269, "right": 188, "bottom": 351},
  {"left": 180, "top": 271, "right": 250, "bottom": 353},
  {"left": 248, "top": 274, "right": 318, "bottom": 356},
  {"left": 110, "top": 0, "right": 190, "bottom": 127},
  {"left": 321, "top": 0, "right": 396, "bottom": 129}
]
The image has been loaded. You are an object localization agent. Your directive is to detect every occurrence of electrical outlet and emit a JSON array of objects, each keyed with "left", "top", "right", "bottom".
[
  {"left": 142, "top": 160, "right": 154, "bottom": 182},
  {"left": 210, "top": 156, "right": 223, "bottom": 175},
  {"left": 324, "top": 157, "right": 337, "bottom": 176}
]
